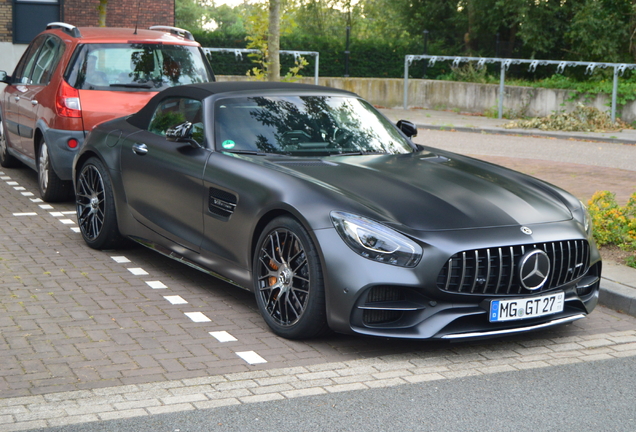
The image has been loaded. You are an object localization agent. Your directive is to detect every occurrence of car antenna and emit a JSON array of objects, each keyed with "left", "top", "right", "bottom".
[{"left": 133, "top": 0, "right": 140, "bottom": 34}]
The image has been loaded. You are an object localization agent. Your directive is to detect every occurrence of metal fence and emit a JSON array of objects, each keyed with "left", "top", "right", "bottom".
[
  {"left": 203, "top": 48, "right": 320, "bottom": 85},
  {"left": 404, "top": 55, "right": 636, "bottom": 121}
]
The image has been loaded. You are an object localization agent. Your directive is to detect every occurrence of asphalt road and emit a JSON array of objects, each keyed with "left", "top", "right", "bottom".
[
  {"left": 26, "top": 356, "right": 636, "bottom": 432},
  {"left": 1, "top": 130, "right": 635, "bottom": 431}
]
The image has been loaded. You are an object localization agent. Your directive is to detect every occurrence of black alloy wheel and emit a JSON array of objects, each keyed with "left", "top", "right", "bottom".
[
  {"left": 254, "top": 216, "right": 330, "bottom": 339},
  {"left": 76, "top": 157, "right": 127, "bottom": 250}
]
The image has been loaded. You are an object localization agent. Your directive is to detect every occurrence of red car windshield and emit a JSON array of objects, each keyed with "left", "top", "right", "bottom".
[{"left": 66, "top": 43, "right": 212, "bottom": 91}]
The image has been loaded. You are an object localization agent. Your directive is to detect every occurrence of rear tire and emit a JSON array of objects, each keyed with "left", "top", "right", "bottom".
[
  {"left": 253, "top": 216, "right": 330, "bottom": 339},
  {"left": 76, "top": 157, "right": 128, "bottom": 250},
  {"left": 38, "top": 139, "right": 72, "bottom": 202},
  {"left": 0, "top": 115, "right": 20, "bottom": 168}
]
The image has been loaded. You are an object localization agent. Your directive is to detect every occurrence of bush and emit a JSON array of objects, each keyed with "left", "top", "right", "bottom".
[{"left": 587, "top": 191, "right": 636, "bottom": 258}]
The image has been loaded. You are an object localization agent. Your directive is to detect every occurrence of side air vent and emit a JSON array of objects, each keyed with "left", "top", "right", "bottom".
[{"left": 208, "top": 187, "right": 237, "bottom": 219}]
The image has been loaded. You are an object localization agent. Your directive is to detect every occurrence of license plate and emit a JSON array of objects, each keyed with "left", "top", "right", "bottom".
[{"left": 489, "top": 292, "right": 564, "bottom": 322}]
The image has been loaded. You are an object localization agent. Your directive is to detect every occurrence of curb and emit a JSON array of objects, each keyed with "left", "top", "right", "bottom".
[{"left": 600, "top": 279, "right": 636, "bottom": 318}]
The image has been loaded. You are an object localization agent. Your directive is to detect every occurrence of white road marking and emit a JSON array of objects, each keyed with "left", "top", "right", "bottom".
[
  {"left": 111, "top": 256, "right": 131, "bottom": 263},
  {"left": 236, "top": 351, "right": 267, "bottom": 365},
  {"left": 39, "top": 204, "right": 54, "bottom": 210},
  {"left": 13, "top": 212, "right": 38, "bottom": 217},
  {"left": 127, "top": 268, "right": 149, "bottom": 276},
  {"left": 6, "top": 181, "right": 17, "bottom": 185},
  {"left": 21, "top": 192, "right": 34, "bottom": 197},
  {"left": 13, "top": 187, "right": 25, "bottom": 191},
  {"left": 30, "top": 198, "right": 43, "bottom": 203},
  {"left": 146, "top": 281, "right": 168, "bottom": 289},
  {"left": 59, "top": 219, "right": 75, "bottom": 225},
  {"left": 49, "top": 212, "right": 64, "bottom": 217},
  {"left": 184, "top": 312, "right": 211, "bottom": 323},
  {"left": 164, "top": 295, "right": 188, "bottom": 305},
  {"left": 61, "top": 211, "right": 75, "bottom": 214},
  {"left": 210, "top": 331, "right": 238, "bottom": 343},
  {"left": 70, "top": 227, "right": 81, "bottom": 233}
]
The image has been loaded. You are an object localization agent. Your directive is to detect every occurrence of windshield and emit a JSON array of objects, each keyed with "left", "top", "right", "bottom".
[
  {"left": 66, "top": 43, "right": 212, "bottom": 91},
  {"left": 214, "top": 96, "right": 413, "bottom": 156}
]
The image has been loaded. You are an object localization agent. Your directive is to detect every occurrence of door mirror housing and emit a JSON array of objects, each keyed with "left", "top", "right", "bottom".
[
  {"left": 0, "top": 71, "right": 9, "bottom": 84},
  {"left": 396, "top": 120, "right": 417, "bottom": 138}
]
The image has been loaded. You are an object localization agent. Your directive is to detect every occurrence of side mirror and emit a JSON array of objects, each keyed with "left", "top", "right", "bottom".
[
  {"left": 396, "top": 120, "right": 417, "bottom": 138},
  {"left": 0, "top": 71, "right": 9, "bottom": 84},
  {"left": 165, "top": 121, "right": 200, "bottom": 147}
]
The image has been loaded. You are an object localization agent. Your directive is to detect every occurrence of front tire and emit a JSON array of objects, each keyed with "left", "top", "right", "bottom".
[
  {"left": 253, "top": 216, "right": 330, "bottom": 339},
  {"left": 76, "top": 157, "right": 127, "bottom": 250},
  {"left": 0, "top": 115, "right": 20, "bottom": 168},
  {"left": 38, "top": 140, "right": 72, "bottom": 202}
]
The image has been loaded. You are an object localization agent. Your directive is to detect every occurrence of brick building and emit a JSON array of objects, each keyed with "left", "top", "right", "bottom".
[{"left": 1, "top": 0, "right": 175, "bottom": 74}]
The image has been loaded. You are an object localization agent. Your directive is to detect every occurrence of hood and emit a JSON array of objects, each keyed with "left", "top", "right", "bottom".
[{"left": 271, "top": 150, "right": 573, "bottom": 231}]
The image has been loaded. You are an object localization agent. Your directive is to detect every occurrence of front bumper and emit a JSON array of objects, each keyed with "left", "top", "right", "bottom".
[{"left": 314, "top": 220, "right": 601, "bottom": 340}]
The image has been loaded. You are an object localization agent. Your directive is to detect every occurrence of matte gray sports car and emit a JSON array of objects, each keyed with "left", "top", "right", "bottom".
[{"left": 73, "top": 82, "right": 601, "bottom": 340}]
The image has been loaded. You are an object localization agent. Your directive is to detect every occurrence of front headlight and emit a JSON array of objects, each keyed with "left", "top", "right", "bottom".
[
  {"left": 330, "top": 211, "right": 422, "bottom": 267},
  {"left": 573, "top": 200, "right": 592, "bottom": 235}
]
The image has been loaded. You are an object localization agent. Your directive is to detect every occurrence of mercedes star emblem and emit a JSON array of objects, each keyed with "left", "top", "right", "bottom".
[
  {"left": 521, "top": 226, "right": 532, "bottom": 235},
  {"left": 519, "top": 249, "right": 550, "bottom": 291}
]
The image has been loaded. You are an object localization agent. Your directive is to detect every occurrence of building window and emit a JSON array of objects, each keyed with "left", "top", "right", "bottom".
[{"left": 13, "top": 0, "right": 61, "bottom": 44}]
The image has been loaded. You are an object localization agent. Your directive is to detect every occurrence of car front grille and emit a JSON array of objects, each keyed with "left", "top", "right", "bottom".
[{"left": 437, "top": 240, "right": 590, "bottom": 295}]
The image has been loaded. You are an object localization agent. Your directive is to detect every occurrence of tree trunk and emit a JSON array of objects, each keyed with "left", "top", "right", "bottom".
[
  {"left": 268, "top": 0, "right": 281, "bottom": 82},
  {"left": 98, "top": 0, "right": 108, "bottom": 27}
]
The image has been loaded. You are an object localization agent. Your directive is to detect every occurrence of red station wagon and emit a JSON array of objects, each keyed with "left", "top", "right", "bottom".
[{"left": 0, "top": 22, "right": 215, "bottom": 201}]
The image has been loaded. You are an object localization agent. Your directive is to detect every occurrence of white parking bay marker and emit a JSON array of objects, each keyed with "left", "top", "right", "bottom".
[
  {"left": 111, "top": 256, "right": 131, "bottom": 263},
  {"left": 21, "top": 192, "right": 34, "bottom": 197},
  {"left": 236, "top": 351, "right": 267, "bottom": 365},
  {"left": 39, "top": 204, "right": 54, "bottom": 210},
  {"left": 184, "top": 312, "right": 211, "bottom": 322},
  {"left": 49, "top": 212, "right": 64, "bottom": 217},
  {"left": 59, "top": 219, "right": 75, "bottom": 225},
  {"left": 13, "top": 212, "right": 38, "bottom": 216},
  {"left": 146, "top": 281, "right": 167, "bottom": 289},
  {"left": 71, "top": 227, "right": 81, "bottom": 233},
  {"left": 14, "top": 187, "right": 25, "bottom": 191},
  {"left": 164, "top": 295, "right": 188, "bottom": 305},
  {"left": 6, "top": 181, "right": 18, "bottom": 185},
  {"left": 30, "top": 198, "right": 43, "bottom": 203},
  {"left": 128, "top": 268, "right": 148, "bottom": 276},
  {"left": 210, "top": 331, "right": 238, "bottom": 343}
]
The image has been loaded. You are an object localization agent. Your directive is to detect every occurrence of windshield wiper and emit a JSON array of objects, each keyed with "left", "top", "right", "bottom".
[
  {"left": 222, "top": 149, "right": 277, "bottom": 156},
  {"left": 110, "top": 83, "right": 153, "bottom": 89}
]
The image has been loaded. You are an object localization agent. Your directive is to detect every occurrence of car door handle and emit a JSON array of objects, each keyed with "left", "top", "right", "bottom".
[
  {"left": 31, "top": 100, "right": 38, "bottom": 106},
  {"left": 132, "top": 143, "right": 148, "bottom": 155},
  {"left": 14, "top": 96, "right": 20, "bottom": 102}
]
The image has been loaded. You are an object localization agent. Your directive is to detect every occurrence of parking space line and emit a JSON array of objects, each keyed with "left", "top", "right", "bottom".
[
  {"left": 128, "top": 267, "right": 149, "bottom": 275},
  {"left": 236, "top": 351, "right": 267, "bottom": 365},
  {"left": 13, "top": 212, "right": 38, "bottom": 216},
  {"left": 30, "top": 198, "right": 43, "bottom": 202},
  {"left": 111, "top": 256, "right": 131, "bottom": 263},
  {"left": 210, "top": 331, "right": 238, "bottom": 342},
  {"left": 146, "top": 280, "right": 168, "bottom": 289},
  {"left": 14, "top": 186, "right": 25, "bottom": 191},
  {"left": 184, "top": 312, "right": 212, "bottom": 322},
  {"left": 21, "top": 191, "right": 34, "bottom": 197},
  {"left": 164, "top": 295, "right": 188, "bottom": 305},
  {"left": 59, "top": 219, "right": 75, "bottom": 225},
  {"left": 39, "top": 204, "right": 54, "bottom": 210}
]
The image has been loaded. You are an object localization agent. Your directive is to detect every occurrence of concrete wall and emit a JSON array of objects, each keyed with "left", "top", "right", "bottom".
[
  {"left": 0, "top": 42, "right": 27, "bottom": 75},
  {"left": 218, "top": 75, "right": 636, "bottom": 122}
]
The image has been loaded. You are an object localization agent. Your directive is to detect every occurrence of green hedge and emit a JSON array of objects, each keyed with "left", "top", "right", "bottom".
[{"left": 193, "top": 31, "right": 449, "bottom": 79}]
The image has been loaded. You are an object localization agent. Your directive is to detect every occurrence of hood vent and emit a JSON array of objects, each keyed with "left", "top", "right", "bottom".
[{"left": 208, "top": 187, "right": 237, "bottom": 219}]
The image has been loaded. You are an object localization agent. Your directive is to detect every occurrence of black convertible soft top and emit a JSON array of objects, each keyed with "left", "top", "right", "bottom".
[{"left": 128, "top": 81, "right": 357, "bottom": 129}]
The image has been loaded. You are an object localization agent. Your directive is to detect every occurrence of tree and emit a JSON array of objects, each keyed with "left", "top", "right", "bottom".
[
  {"left": 268, "top": 0, "right": 281, "bottom": 81},
  {"left": 98, "top": 0, "right": 107, "bottom": 27}
]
